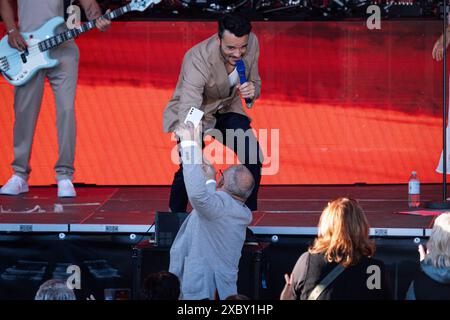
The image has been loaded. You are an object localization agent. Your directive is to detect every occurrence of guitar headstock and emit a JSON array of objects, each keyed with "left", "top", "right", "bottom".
[{"left": 129, "top": 0, "right": 161, "bottom": 12}]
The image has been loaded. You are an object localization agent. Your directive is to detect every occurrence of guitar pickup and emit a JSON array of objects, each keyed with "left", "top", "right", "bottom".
[{"left": 20, "top": 48, "right": 29, "bottom": 64}]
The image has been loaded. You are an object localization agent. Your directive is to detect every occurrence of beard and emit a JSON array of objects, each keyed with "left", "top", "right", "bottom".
[{"left": 219, "top": 46, "right": 240, "bottom": 66}]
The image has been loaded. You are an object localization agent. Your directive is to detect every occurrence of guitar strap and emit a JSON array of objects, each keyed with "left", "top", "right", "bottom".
[{"left": 307, "top": 264, "right": 346, "bottom": 300}]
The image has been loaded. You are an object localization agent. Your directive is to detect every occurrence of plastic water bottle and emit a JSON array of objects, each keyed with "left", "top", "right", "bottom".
[{"left": 408, "top": 171, "right": 420, "bottom": 208}]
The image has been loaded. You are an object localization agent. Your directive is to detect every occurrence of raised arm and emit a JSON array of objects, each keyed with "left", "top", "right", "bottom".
[
  {"left": 182, "top": 154, "right": 226, "bottom": 220},
  {"left": 174, "top": 123, "right": 225, "bottom": 220},
  {"left": 236, "top": 34, "right": 261, "bottom": 106}
]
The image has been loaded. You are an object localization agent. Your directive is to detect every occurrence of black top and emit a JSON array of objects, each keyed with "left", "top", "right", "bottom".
[
  {"left": 411, "top": 269, "right": 450, "bottom": 300},
  {"left": 291, "top": 252, "right": 392, "bottom": 300}
]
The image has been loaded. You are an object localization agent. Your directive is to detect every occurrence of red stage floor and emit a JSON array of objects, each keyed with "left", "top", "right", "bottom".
[{"left": 0, "top": 185, "right": 444, "bottom": 237}]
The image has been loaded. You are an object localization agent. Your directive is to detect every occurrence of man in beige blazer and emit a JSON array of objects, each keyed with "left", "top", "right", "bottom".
[{"left": 163, "top": 13, "right": 262, "bottom": 212}]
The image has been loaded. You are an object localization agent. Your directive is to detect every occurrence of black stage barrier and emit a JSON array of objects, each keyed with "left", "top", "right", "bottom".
[
  {"left": 0, "top": 234, "right": 422, "bottom": 300},
  {"left": 0, "top": 234, "right": 269, "bottom": 300},
  {"left": 0, "top": 234, "right": 135, "bottom": 300}
]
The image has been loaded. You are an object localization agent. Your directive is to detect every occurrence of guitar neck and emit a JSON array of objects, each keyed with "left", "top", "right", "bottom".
[{"left": 38, "top": 4, "right": 132, "bottom": 52}]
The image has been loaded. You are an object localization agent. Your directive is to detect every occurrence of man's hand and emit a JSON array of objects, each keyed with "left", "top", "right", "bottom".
[
  {"left": 175, "top": 122, "right": 203, "bottom": 164},
  {"left": 418, "top": 244, "right": 427, "bottom": 262},
  {"left": 79, "top": 0, "right": 111, "bottom": 31},
  {"left": 280, "top": 273, "right": 295, "bottom": 300},
  {"left": 8, "top": 30, "right": 27, "bottom": 51},
  {"left": 237, "top": 82, "right": 255, "bottom": 101},
  {"left": 202, "top": 162, "right": 216, "bottom": 181},
  {"left": 95, "top": 9, "right": 111, "bottom": 32},
  {"left": 174, "top": 122, "right": 196, "bottom": 141},
  {"left": 432, "top": 36, "right": 449, "bottom": 61}
]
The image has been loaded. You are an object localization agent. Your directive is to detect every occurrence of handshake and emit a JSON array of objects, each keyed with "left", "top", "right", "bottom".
[
  {"left": 174, "top": 122, "right": 218, "bottom": 183},
  {"left": 174, "top": 121, "right": 199, "bottom": 143},
  {"left": 174, "top": 106, "right": 204, "bottom": 143}
]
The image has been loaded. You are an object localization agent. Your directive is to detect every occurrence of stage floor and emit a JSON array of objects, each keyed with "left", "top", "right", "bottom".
[{"left": 0, "top": 184, "right": 446, "bottom": 237}]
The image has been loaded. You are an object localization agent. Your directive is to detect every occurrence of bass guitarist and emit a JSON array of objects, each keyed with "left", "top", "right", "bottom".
[{"left": 0, "top": 0, "right": 110, "bottom": 197}]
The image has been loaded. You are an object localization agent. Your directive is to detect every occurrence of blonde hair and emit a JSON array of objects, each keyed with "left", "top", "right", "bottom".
[
  {"left": 425, "top": 213, "right": 450, "bottom": 268},
  {"left": 309, "top": 198, "right": 375, "bottom": 267}
]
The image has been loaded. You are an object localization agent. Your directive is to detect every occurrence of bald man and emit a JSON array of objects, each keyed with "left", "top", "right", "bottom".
[{"left": 169, "top": 122, "right": 254, "bottom": 300}]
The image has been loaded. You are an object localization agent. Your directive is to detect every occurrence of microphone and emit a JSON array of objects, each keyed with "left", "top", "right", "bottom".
[{"left": 235, "top": 59, "right": 253, "bottom": 109}]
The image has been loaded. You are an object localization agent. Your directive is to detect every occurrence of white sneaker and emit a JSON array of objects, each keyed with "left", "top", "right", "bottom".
[
  {"left": 0, "top": 175, "right": 29, "bottom": 195},
  {"left": 57, "top": 179, "right": 76, "bottom": 198}
]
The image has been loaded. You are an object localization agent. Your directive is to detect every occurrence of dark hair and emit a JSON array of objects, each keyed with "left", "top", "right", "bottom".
[
  {"left": 218, "top": 13, "right": 252, "bottom": 39},
  {"left": 225, "top": 294, "right": 250, "bottom": 300},
  {"left": 141, "top": 271, "right": 180, "bottom": 300}
]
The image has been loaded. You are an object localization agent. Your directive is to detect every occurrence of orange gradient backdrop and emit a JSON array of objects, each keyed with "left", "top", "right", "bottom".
[{"left": 0, "top": 21, "right": 446, "bottom": 185}]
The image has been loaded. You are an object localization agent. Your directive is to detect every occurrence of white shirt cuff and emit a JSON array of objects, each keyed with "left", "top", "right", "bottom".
[
  {"left": 180, "top": 140, "right": 202, "bottom": 165},
  {"left": 205, "top": 179, "right": 217, "bottom": 185},
  {"left": 180, "top": 140, "right": 199, "bottom": 149}
]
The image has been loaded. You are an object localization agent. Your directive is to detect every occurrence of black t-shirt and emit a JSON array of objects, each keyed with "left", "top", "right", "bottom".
[
  {"left": 412, "top": 269, "right": 450, "bottom": 300},
  {"left": 292, "top": 252, "right": 392, "bottom": 300}
]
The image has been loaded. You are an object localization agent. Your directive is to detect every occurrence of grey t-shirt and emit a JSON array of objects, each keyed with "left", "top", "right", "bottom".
[{"left": 18, "top": 0, "right": 64, "bottom": 32}]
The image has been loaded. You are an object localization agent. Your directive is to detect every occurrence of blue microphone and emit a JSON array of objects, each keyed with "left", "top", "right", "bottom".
[{"left": 236, "top": 59, "right": 253, "bottom": 109}]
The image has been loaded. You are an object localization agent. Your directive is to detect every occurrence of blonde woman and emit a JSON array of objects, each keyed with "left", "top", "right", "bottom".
[
  {"left": 406, "top": 213, "right": 450, "bottom": 300},
  {"left": 281, "top": 198, "right": 391, "bottom": 300}
]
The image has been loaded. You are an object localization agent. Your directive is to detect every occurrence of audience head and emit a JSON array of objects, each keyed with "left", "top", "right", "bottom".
[
  {"left": 141, "top": 271, "right": 180, "bottom": 300},
  {"left": 424, "top": 213, "right": 450, "bottom": 268},
  {"left": 35, "top": 279, "right": 76, "bottom": 300},
  {"left": 219, "top": 165, "right": 255, "bottom": 201},
  {"left": 309, "top": 197, "right": 375, "bottom": 267}
]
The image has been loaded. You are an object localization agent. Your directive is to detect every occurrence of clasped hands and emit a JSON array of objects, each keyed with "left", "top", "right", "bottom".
[{"left": 174, "top": 121, "right": 217, "bottom": 181}]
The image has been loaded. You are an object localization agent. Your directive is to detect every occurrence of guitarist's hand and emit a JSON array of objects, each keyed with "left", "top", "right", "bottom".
[
  {"left": 95, "top": 9, "right": 111, "bottom": 32},
  {"left": 8, "top": 30, "right": 27, "bottom": 51}
]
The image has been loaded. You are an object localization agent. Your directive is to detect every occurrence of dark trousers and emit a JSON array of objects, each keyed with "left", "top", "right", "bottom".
[{"left": 169, "top": 112, "right": 263, "bottom": 212}]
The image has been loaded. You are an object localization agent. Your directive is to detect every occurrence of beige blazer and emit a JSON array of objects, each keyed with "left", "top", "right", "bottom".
[{"left": 163, "top": 32, "right": 261, "bottom": 133}]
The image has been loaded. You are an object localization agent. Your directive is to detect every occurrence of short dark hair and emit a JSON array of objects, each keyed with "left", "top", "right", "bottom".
[
  {"left": 141, "top": 271, "right": 180, "bottom": 300},
  {"left": 218, "top": 13, "right": 252, "bottom": 39},
  {"left": 225, "top": 294, "right": 250, "bottom": 300}
]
